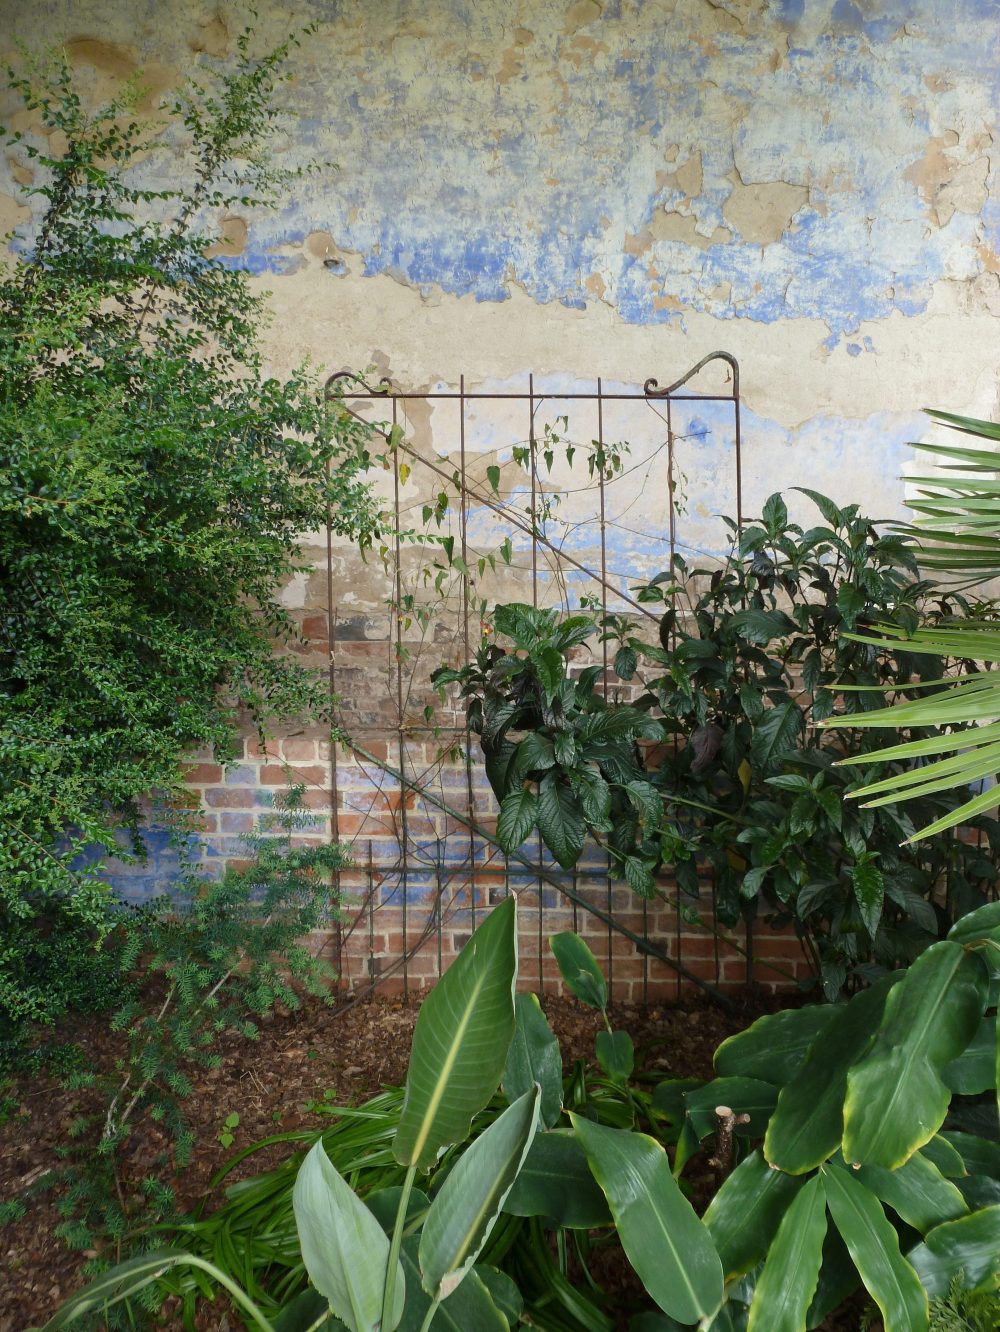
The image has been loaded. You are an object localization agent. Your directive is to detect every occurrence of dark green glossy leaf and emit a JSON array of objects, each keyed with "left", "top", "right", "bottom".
[
  {"left": 502, "top": 992, "right": 562, "bottom": 1127},
  {"left": 685, "top": 1078, "right": 778, "bottom": 1140},
  {"left": 855, "top": 1151, "right": 968, "bottom": 1234},
  {"left": 503, "top": 1129, "right": 612, "bottom": 1228},
  {"left": 907, "top": 1204, "right": 1000, "bottom": 1296},
  {"left": 765, "top": 976, "right": 897, "bottom": 1175},
  {"left": 549, "top": 931, "right": 607, "bottom": 1010},
  {"left": 749, "top": 701, "right": 803, "bottom": 772},
  {"left": 537, "top": 771, "right": 586, "bottom": 868},
  {"left": 703, "top": 1147, "right": 808, "bottom": 1280},
  {"left": 822, "top": 1161, "right": 928, "bottom": 1332},
  {"left": 572, "top": 1115, "right": 724, "bottom": 1324},
  {"left": 714, "top": 1006, "right": 836, "bottom": 1085},
  {"left": 843, "top": 942, "right": 989, "bottom": 1169},
  {"left": 496, "top": 788, "right": 537, "bottom": 853},
  {"left": 395, "top": 1238, "right": 507, "bottom": 1332},
  {"left": 942, "top": 1012, "right": 997, "bottom": 1094},
  {"left": 596, "top": 1029, "right": 634, "bottom": 1084},
  {"left": 747, "top": 1173, "right": 826, "bottom": 1332}
]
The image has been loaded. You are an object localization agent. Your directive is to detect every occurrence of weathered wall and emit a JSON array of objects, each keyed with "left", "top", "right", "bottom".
[{"left": 4, "top": 0, "right": 998, "bottom": 998}]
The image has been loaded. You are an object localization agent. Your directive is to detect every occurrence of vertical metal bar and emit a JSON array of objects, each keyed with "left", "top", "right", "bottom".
[
  {"left": 435, "top": 860, "right": 443, "bottom": 982},
  {"left": 529, "top": 373, "right": 538, "bottom": 609},
  {"left": 528, "top": 375, "right": 544, "bottom": 993},
  {"left": 666, "top": 397, "right": 677, "bottom": 567},
  {"left": 324, "top": 483, "right": 343, "bottom": 986},
  {"left": 391, "top": 396, "right": 409, "bottom": 1000},
  {"left": 597, "top": 380, "right": 614, "bottom": 998},
  {"left": 642, "top": 897, "right": 649, "bottom": 1006},
  {"left": 571, "top": 866, "right": 579, "bottom": 935},
  {"left": 367, "top": 839, "right": 375, "bottom": 984},
  {"left": 459, "top": 375, "right": 478, "bottom": 934},
  {"left": 733, "top": 366, "right": 743, "bottom": 532},
  {"left": 676, "top": 882, "right": 682, "bottom": 1004}
]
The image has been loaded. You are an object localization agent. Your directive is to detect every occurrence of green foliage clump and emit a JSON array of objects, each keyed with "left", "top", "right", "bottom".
[
  {"left": 929, "top": 1278, "right": 1000, "bottom": 1332},
  {"left": 50, "top": 787, "right": 348, "bottom": 1251},
  {"left": 0, "top": 31, "right": 378, "bottom": 1033},
  {"left": 440, "top": 491, "right": 998, "bottom": 994}
]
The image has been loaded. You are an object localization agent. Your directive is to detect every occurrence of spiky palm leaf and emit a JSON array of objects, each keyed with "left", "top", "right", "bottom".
[{"left": 823, "top": 411, "right": 1000, "bottom": 841}]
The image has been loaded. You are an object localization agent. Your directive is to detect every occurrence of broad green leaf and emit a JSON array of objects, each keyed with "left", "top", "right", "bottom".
[
  {"left": 502, "top": 992, "right": 562, "bottom": 1127},
  {"left": 750, "top": 701, "right": 803, "bottom": 772},
  {"left": 747, "top": 1173, "right": 827, "bottom": 1332},
  {"left": 549, "top": 931, "right": 607, "bottom": 1010},
  {"left": 939, "top": 1130, "right": 1000, "bottom": 1178},
  {"left": 569, "top": 764, "right": 613, "bottom": 826},
  {"left": 762, "top": 491, "right": 789, "bottom": 535},
  {"left": 805, "top": 1226, "right": 860, "bottom": 1330},
  {"left": 496, "top": 788, "right": 537, "bottom": 852},
  {"left": 906, "top": 1204, "right": 1000, "bottom": 1296},
  {"left": 855, "top": 1151, "right": 968, "bottom": 1234},
  {"left": 851, "top": 859, "right": 884, "bottom": 939},
  {"left": 511, "top": 732, "right": 556, "bottom": 779},
  {"left": 794, "top": 487, "right": 843, "bottom": 527},
  {"left": 420, "top": 1087, "right": 539, "bottom": 1300},
  {"left": 537, "top": 770, "right": 586, "bottom": 868},
  {"left": 942, "top": 1012, "right": 997, "bottom": 1094},
  {"left": 949, "top": 901, "right": 1000, "bottom": 978},
  {"left": 364, "top": 1184, "right": 432, "bottom": 1232},
  {"left": 395, "top": 896, "right": 518, "bottom": 1169},
  {"left": 274, "top": 1290, "right": 345, "bottom": 1331},
  {"left": 615, "top": 645, "right": 638, "bottom": 679},
  {"left": 949, "top": 899, "right": 1000, "bottom": 947},
  {"left": 596, "top": 1029, "right": 634, "bottom": 1083},
  {"left": 843, "top": 942, "right": 989, "bottom": 1169},
  {"left": 822, "top": 1161, "right": 928, "bottom": 1332},
  {"left": 293, "top": 1141, "right": 404, "bottom": 1332},
  {"left": 395, "top": 1238, "right": 507, "bottom": 1332},
  {"left": 571, "top": 1114, "right": 724, "bottom": 1324},
  {"left": 503, "top": 1128, "right": 612, "bottom": 1227},
  {"left": 714, "top": 1006, "right": 836, "bottom": 1084},
  {"left": 535, "top": 645, "right": 564, "bottom": 697},
  {"left": 703, "top": 1148, "right": 808, "bottom": 1281},
  {"left": 765, "top": 976, "right": 897, "bottom": 1174},
  {"left": 473, "top": 1267, "right": 523, "bottom": 1327},
  {"left": 623, "top": 855, "right": 657, "bottom": 897},
  {"left": 920, "top": 1134, "right": 968, "bottom": 1179}
]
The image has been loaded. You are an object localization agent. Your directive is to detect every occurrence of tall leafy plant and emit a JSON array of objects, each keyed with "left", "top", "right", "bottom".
[
  {"left": 436, "top": 493, "right": 996, "bottom": 994},
  {"left": 0, "top": 34, "right": 378, "bottom": 1033}
]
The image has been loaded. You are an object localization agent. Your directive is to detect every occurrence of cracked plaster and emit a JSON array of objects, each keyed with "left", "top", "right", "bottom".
[{"left": 3, "top": 0, "right": 1000, "bottom": 531}]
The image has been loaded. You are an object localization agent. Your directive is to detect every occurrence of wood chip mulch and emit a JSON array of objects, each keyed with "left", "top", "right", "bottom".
[{"left": 0, "top": 988, "right": 840, "bottom": 1332}]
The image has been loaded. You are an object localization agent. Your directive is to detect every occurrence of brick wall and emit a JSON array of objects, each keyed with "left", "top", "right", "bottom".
[{"left": 105, "top": 603, "right": 814, "bottom": 1006}]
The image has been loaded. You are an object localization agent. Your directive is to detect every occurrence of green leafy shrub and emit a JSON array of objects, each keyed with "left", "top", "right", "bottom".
[
  {"left": 0, "top": 30, "right": 378, "bottom": 1037},
  {"left": 437, "top": 492, "right": 998, "bottom": 994}
]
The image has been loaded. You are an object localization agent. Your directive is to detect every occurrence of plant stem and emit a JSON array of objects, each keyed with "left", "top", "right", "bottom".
[
  {"left": 417, "top": 1297, "right": 442, "bottom": 1332},
  {"left": 186, "top": 1256, "right": 276, "bottom": 1332},
  {"left": 382, "top": 1162, "right": 417, "bottom": 1329}
]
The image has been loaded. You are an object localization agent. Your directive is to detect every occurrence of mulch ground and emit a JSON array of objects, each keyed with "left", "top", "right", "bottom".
[{"left": 0, "top": 989, "right": 857, "bottom": 1332}]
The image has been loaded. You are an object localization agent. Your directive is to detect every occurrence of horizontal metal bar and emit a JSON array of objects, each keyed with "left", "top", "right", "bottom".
[{"left": 336, "top": 390, "right": 737, "bottom": 403}]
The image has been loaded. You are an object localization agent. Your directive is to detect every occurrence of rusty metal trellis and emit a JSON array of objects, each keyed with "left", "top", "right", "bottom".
[{"left": 322, "top": 354, "right": 745, "bottom": 1008}]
